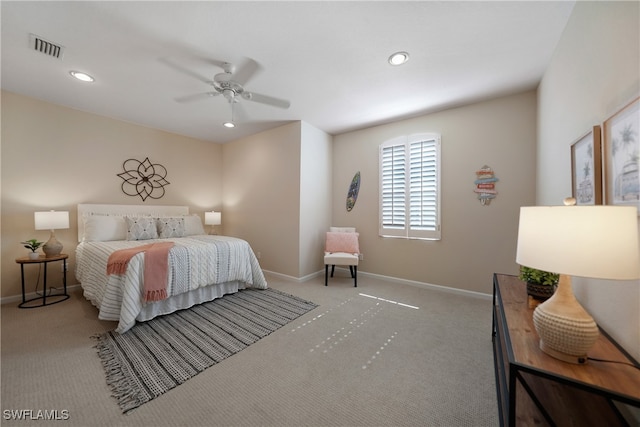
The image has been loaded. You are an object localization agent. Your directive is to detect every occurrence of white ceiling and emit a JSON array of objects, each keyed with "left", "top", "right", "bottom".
[{"left": 1, "top": 1, "right": 575, "bottom": 144}]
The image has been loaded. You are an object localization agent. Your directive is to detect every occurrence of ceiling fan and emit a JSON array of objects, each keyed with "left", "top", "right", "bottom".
[{"left": 163, "top": 56, "right": 290, "bottom": 127}]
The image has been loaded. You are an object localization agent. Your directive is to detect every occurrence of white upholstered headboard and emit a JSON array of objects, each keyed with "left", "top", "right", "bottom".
[{"left": 77, "top": 204, "right": 189, "bottom": 242}]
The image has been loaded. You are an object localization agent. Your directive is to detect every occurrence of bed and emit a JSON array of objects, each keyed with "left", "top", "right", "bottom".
[{"left": 75, "top": 204, "right": 267, "bottom": 333}]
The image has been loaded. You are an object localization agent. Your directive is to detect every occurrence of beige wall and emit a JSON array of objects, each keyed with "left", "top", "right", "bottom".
[
  {"left": 299, "top": 121, "right": 333, "bottom": 278},
  {"left": 222, "top": 122, "right": 302, "bottom": 277},
  {"left": 1, "top": 91, "right": 223, "bottom": 299},
  {"left": 221, "top": 121, "right": 333, "bottom": 279},
  {"left": 0, "top": 91, "right": 332, "bottom": 297},
  {"left": 537, "top": 1, "right": 640, "bottom": 359},
  {"left": 333, "top": 91, "right": 538, "bottom": 294}
]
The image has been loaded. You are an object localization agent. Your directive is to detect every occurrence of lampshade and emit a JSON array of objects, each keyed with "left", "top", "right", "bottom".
[
  {"left": 34, "top": 211, "right": 69, "bottom": 257},
  {"left": 35, "top": 211, "right": 69, "bottom": 231},
  {"left": 204, "top": 211, "right": 222, "bottom": 226},
  {"left": 516, "top": 204, "right": 640, "bottom": 364},
  {"left": 517, "top": 205, "right": 640, "bottom": 280}
]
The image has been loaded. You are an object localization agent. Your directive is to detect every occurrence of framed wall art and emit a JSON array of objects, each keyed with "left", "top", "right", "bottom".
[
  {"left": 603, "top": 96, "right": 639, "bottom": 208},
  {"left": 570, "top": 126, "right": 602, "bottom": 205}
]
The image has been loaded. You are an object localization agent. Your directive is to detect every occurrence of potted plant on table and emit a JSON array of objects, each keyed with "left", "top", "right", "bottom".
[
  {"left": 519, "top": 265, "right": 559, "bottom": 301},
  {"left": 21, "top": 239, "right": 44, "bottom": 260}
]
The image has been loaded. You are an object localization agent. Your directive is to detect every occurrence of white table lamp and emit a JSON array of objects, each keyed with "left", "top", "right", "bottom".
[
  {"left": 35, "top": 210, "right": 70, "bottom": 257},
  {"left": 516, "top": 200, "right": 640, "bottom": 364},
  {"left": 205, "top": 211, "right": 222, "bottom": 235}
]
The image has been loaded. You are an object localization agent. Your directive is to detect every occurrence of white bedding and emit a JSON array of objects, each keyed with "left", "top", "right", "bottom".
[{"left": 76, "top": 235, "right": 268, "bottom": 333}]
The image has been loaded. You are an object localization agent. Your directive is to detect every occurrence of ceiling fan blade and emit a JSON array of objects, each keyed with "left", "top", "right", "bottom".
[
  {"left": 242, "top": 91, "right": 290, "bottom": 109},
  {"left": 159, "top": 57, "right": 213, "bottom": 84},
  {"left": 175, "top": 91, "right": 220, "bottom": 103},
  {"left": 190, "top": 54, "right": 228, "bottom": 72},
  {"left": 233, "top": 57, "right": 262, "bottom": 86}
]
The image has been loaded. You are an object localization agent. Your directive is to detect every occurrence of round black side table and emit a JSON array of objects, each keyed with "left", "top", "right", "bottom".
[{"left": 15, "top": 254, "right": 69, "bottom": 308}]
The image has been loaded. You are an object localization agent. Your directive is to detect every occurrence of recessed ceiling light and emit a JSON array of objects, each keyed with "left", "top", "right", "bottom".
[
  {"left": 388, "top": 51, "right": 409, "bottom": 66},
  {"left": 69, "top": 71, "right": 94, "bottom": 82},
  {"left": 223, "top": 121, "right": 235, "bottom": 128}
]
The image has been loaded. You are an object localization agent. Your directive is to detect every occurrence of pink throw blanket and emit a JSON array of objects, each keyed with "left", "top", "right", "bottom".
[{"left": 106, "top": 242, "right": 175, "bottom": 302}]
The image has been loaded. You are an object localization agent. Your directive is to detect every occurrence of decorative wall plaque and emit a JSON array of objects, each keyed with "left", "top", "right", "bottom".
[
  {"left": 474, "top": 165, "right": 498, "bottom": 205},
  {"left": 118, "top": 157, "right": 170, "bottom": 201}
]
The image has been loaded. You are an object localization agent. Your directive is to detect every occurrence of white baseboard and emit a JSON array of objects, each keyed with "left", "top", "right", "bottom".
[
  {"left": 262, "top": 269, "right": 322, "bottom": 283},
  {"left": 356, "top": 270, "right": 493, "bottom": 300},
  {"left": 275, "top": 266, "right": 492, "bottom": 300},
  {"left": 1, "top": 284, "right": 82, "bottom": 305}
]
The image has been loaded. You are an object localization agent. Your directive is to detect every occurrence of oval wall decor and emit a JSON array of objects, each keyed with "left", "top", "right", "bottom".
[{"left": 346, "top": 171, "right": 361, "bottom": 212}]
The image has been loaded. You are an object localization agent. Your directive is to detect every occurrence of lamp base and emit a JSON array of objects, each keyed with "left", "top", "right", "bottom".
[
  {"left": 532, "top": 274, "right": 599, "bottom": 364},
  {"left": 539, "top": 341, "right": 588, "bottom": 364},
  {"left": 43, "top": 232, "right": 63, "bottom": 257}
]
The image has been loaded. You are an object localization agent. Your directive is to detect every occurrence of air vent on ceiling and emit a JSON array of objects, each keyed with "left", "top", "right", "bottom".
[{"left": 30, "top": 34, "right": 64, "bottom": 59}]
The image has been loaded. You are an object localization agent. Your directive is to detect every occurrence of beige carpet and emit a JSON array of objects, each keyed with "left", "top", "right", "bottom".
[{"left": 1, "top": 272, "right": 498, "bottom": 426}]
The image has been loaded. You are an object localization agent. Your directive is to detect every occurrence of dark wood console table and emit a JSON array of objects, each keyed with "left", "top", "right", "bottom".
[{"left": 492, "top": 273, "right": 640, "bottom": 426}]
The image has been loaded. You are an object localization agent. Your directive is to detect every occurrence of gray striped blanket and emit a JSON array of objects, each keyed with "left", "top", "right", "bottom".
[{"left": 77, "top": 235, "right": 267, "bottom": 333}]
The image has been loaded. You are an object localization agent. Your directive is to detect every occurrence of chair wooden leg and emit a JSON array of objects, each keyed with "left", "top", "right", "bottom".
[
  {"left": 331, "top": 265, "right": 335, "bottom": 277},
  {"left": 354, "top": 266, "right": 357, "bottom": 287},
  {"left": 325, "top": 265, "right": 328, "bottom": 286}
]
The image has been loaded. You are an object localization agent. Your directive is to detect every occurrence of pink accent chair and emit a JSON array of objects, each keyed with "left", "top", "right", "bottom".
[{"left": 324, "top": 227, "right": 359, "bottom": 287}]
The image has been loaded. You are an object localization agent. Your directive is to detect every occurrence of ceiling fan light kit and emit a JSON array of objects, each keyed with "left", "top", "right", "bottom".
[{"left": 223, "top": 98, "right": 236, "bottom": 128}]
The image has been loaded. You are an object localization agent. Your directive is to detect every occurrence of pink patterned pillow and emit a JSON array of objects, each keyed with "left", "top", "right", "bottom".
[{"left": 325, "top": 232, "right": 359, "bottom": 254}]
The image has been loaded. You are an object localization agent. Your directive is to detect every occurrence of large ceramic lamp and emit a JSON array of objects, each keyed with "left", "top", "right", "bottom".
[
  {"left": 35, "top": 210, "right": 69, "bottom": 257},
  {"left": 205, "top": 211, "right": 221, "bottom": 235},
  {"left": 516, "top": 202, "right": 640, "bottom": 364}
]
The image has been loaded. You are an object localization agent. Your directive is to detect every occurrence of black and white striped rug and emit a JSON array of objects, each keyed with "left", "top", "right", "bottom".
[{"left": 93, "top": 288, "right": 318, "bottom": 413}]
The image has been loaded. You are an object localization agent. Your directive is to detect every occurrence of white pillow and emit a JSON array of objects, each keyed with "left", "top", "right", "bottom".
[
  {"left": 83, "top": 215, "right": 127, "bottom": 242},
  {"left": 157, "top": 217, "right": 185, "bottom": 238},
  {"left": 183, "top": 214, "right": 205, "bottom": 236},
  {"left": 125, "top": 216, "right": 158, "bottom": 241}
]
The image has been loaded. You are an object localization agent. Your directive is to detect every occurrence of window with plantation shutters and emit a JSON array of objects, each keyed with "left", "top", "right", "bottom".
[{"left": 379, "top": 134, "right": 441, "bottom": 240}]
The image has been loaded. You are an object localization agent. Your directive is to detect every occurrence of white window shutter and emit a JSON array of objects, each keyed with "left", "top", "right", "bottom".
[
  {"left": 408, "top": 134, "right": 440, "bottom": 239},
  {"left": 379, "top": 133, "right": 441, "bottom": 240},
  {"left": 380, "top": 137, "right": 407, "bottom": 237}
]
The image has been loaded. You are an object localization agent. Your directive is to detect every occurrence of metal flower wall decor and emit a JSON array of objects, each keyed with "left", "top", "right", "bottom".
[{"left": 117, "top": 157, "right": 170, "bottom": 201}]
